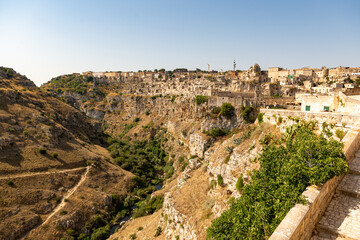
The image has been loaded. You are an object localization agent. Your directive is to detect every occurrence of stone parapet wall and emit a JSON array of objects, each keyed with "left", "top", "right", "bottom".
[
  {"left": 260, "top": 108, "right": 360, "bottom": 127},
  {"left": 267, "top": 109, "right": 360, "bottom": 240}
]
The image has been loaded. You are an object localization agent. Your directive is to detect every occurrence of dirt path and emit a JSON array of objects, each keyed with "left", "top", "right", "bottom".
[
  {"left": 0, "top": 166, "right": 87, "bottom": 180},
  {"left": 21, "top": 166, "right": 91, "bottom": 239}
]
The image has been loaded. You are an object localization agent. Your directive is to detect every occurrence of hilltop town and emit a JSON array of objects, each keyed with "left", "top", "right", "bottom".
[{"left": 47, "top": 64, "right": 360, "bottom": 115}]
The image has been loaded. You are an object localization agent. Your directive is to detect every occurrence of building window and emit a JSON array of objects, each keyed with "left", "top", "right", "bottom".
[
  {"left": 324, "top": 106, "right": 330, "bottom": 112},
  {"left": 306, "top": 105, "right": 311, "bottom": 111}
]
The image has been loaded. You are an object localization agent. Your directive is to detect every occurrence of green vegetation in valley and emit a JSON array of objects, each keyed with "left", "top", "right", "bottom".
[
  {"left": 207, "top": 123, "right": 348, "bottom": 240},
  {"left": 132, "top": 195, "right": 164, "bottom": 218},
  {"left": 75, "top": 129, "right": 170, "bottom": 240},
  {"left": 108, "top": 135, "right": 169, "bottom": 189}
]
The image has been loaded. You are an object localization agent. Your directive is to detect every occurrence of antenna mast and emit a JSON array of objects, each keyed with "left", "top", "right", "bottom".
[{"left": 233, "top": 59, "right": 236, "bottom": 71}]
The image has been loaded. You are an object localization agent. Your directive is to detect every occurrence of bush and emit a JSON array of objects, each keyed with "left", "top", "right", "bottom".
[
  {"left": 91, "top": 225, "right": 110, "bottom": 240},
  {"left": 236, "top": 174, "right": 244, "bottom": 192},
  {"left": 178, "top": 156, "right": 185, "bottom": 164},
  {"left": 59, "top": 210, "right": 68, "bottom": 215},
  {"left": 7, "top": 180, "right": 14, "bottom": 186},
  {"left": 163, "top": 165, "right": 174, "bottom": 179},
  {"left": 220, "top": 103, "right": 235, "bottom": 118},
  {"left": 257, "top": 113, "right": 264, "bottom": 124},
  {"left": 217, "top": 174, "right": 224, "bottom": 186},
  {"left": 52, "top": 152, "right": 58, "bottom": 158},
  {"left": 154, "top": 227, "right": 162, "bottom": 237},
  {"left": 23, "top": 130, "right": 29, "bottom": 136},
  {"left": 335, "top": 129, "right": 345, "bottom": 140},
  {"left": 133, "top": 195, "right": 164, "bottom": 218},
  {"left": 210, "top": 179, "right": 217, "bottom": 189},
  {"left": 195, "top": 95, "right": 208, "bottom": 105},
  {"left": 207, "top": 124, "right": 348, "bottom": 239},
  {"left": 211, "top": 106, "right": 221, "bottom": 114},
  {"left": 39, "top": 148, "right": 47, "bottom": 154},
  {"left": 224, "top": 155, "right": 231, "bottom": 164},
  {"left": 205, "top": 128, "right": 228, "bottom": 138},
  {"left": 181, "top": 161, "right": 189, "bottom": 171},
  {"left": 134, "top": 117, "right": 140, "bottom": 122},
  {"left": 241, "top": 106, "right": 255, "bottom": 123}
]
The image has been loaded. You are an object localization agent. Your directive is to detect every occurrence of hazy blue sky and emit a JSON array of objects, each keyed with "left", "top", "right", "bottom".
[{"left": 0, "top": 0, "right": 359, "bottom": 86}]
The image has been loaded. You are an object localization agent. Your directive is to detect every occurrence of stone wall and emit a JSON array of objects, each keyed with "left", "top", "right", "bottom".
[
  {"left": 268, "top": 113, "right": 360, "bottom": 240},
  {"left": 260, "top": 108, "right": 360, "bottom": 128}
]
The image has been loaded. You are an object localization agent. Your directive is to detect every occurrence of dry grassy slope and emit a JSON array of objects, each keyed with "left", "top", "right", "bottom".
[
  {"left": 0, "top": 68, "right": 133, "bottom": 240},
  {"left": 0, "top": 68, "right": 105, "bottom": 174},
  {"left": 24, "top": 159, "right": 133, "bottom": 240}
]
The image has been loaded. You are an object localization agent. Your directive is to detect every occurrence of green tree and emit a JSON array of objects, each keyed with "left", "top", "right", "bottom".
[
  {"left": 220, "top": 103, "right": 235, "bottom": 118},
  {"left": 195, "top": 95, "right": 208, "bottom": 105}
]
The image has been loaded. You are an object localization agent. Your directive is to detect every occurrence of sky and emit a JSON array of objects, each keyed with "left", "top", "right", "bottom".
[{"left": 0, "top": 0, "right": 359, "bottom": 86}]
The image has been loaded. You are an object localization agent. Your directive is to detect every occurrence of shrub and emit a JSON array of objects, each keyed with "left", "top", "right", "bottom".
[
  {"left": 210, "top": 179, "right": 217, "bottom": 189},
  {"left": 220, "top": 103, "right": 235, "bottom": 118},
  {"left": 7, "top": 180, "right": 14, "bottom": 186},
  {"left": 91, "top": 225, "right": 110, "bottom": 240},
  {"left": 233, "top": 138, "right": 242, "bottom": 145},
  {"left": 154, "top": 227, "right": 162, "bottom": 237},
  {"left": 195, "top": 95, "right": 208, "bottom": 105},
  {"left": 217, "top": 174, "right": 224, "bottom": 186},
  {"left": 59, "top": 210, "right": 68, "bottom": 215},
  {"left": 163, "top": 165, "right": 174, "bottom": 179},
  {"left": 241, "top": 106, "right": 255, "bottom": 123},
  {"left": 236, "top": 174, "right": 244, "bottom": 192},
  {"left": 133, "top": 195, "right": 164, "bottom": 218},
  {"left": 23, "top": 130, "right": 29, "bottom": 136},
  {"left": 138, "top": 226, "right": 143, "bottom": 231},
  {"left": 178, "top": 156, "right": 185, "bottom": 164},
  {"left": 211, "top": 106, "right": 221, "bottom": 114},
  {"left": 205, "top": 128, "right": 228, "bottom": 138},
  {"left": 52, "top": 152, "right": 58, "bottom": 158},
  {"left": 181, "top": 161, "right": 189, "bottom": 171},
  {"left": 257, "top": 113, "right": 264, "bottom": 124},
  {"left": 335, "top": 129, "right": 345, "bottom": 140},
  {"left": 134, "top": 117, "right": 140, "bottom": 122},
  {"left": 67, "top": 229, "right": 75, "bottom": 236},
  {"left": 224, "top": 155, "right": 231, "bottom": 164},
  {"left": 225, "top": 146, "right": 233, "bottom": 154},
  {"left": 39, "top": 148, "right": 47, "bottom": 154}
]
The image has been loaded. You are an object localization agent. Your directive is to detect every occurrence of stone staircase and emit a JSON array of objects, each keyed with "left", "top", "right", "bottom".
[{"left": 312, "top": 152, "right": 360, "bottom": 240}]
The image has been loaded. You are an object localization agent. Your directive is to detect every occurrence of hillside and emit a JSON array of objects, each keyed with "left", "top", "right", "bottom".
[{"left": 0, "top": 68, "right": 133, "bottom": 240}]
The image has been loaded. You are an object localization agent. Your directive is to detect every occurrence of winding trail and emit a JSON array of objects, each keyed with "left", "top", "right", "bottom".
[
  {"left": 20, "top": 166, "right": 91, "bottom": 239},
  {"left": 0, "top": 166, "right": 87, "bottom": 180}
]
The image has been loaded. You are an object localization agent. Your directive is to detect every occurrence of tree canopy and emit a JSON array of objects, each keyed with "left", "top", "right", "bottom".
[{"left": 207, "top": 124, "right": 348, "bottom": 239}]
